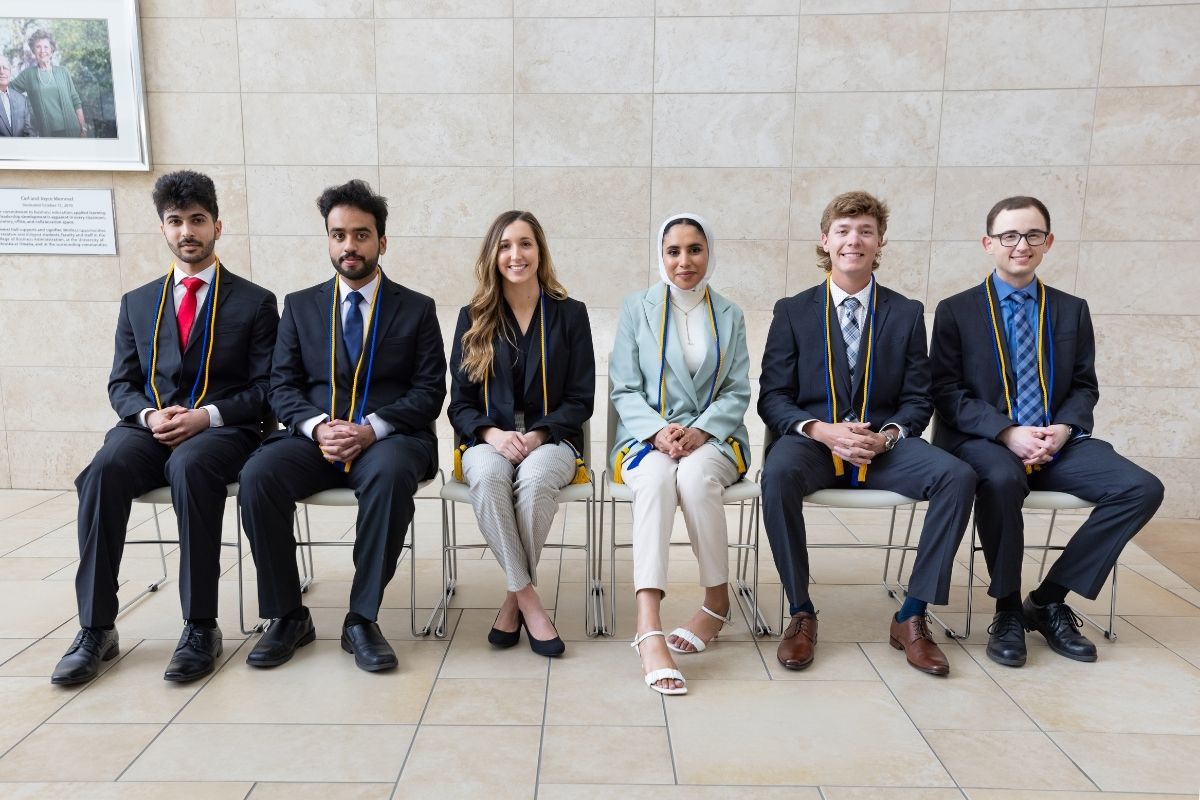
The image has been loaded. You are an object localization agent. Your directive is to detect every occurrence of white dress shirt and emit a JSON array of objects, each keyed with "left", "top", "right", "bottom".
[
  {"left": 139, "top": 263, "right": 223, "bottom": 428},
  {"left": 299, "top": 273, "right": 395, "bottom": 442}
]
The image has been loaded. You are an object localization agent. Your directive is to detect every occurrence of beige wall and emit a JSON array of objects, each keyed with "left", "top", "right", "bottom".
[{"left": 0, "top": 0, "right": 1197, "bottom": 517}]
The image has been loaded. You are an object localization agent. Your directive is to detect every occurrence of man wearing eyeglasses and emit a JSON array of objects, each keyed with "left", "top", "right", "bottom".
[{"left": 929, "top": 196, "right": 1163, "bottom": 669}]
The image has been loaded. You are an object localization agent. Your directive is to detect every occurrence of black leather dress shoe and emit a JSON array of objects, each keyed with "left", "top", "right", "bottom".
[
  {"left": 488, "top": 610, "right": 521, "bottom": 648},
  {"left": 164, "top": 623, "right": 223, "bottom": 682},
  {"left": 985, "top": 610, "right": 1027, "bottom": 667},
  {"left": 1023, "top": 595, "right": 1097, "bottom": 662},
  {"left": 51, "top": 628, "right": 119, "bottom": 686},
  {"left": 341, "top": 622, "right": 398, "bottom": 671},
  {"left": 246, "top": 613, "right": 316, "bottom": 668},
  {"left": 521, "top": 614, "right": 565, "bottom": 658}
]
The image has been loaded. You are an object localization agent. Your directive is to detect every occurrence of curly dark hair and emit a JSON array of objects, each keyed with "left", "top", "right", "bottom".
[
  {"left": 316, "top": 179, "right": 388, "bottom": 237},
  {"left": 152, "top": 170, "right": 219, "bottom": 220},
  {"left": 27, "top": 28, "right": 57, "bottom": 53}
]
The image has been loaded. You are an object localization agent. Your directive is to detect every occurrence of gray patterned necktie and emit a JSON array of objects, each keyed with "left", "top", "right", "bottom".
[{"left": 841, "top": 296, "right": 861, "bottom": 376}]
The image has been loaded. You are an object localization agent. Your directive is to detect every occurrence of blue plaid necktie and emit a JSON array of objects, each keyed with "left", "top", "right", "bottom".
[
  {"left": 343, "top": 290, "right": 364, "bottom": 369},
  {"left": 1008, "top": 291, "right": 1044, "bottom": 426},
  {"left": 841, "top": 296, "right": 861, "bottom": 377}
]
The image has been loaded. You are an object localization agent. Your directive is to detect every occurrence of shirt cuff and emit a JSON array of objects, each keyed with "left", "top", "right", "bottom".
[
  {"left": 203, "top": 404, "right": 223, "bottom": 428},
  {"left": 299, "top": 414, "right": 329, "bottom": 441},
  {"left": 795, "top": 419, "right": 819, "bottom": 438},
  {"left": 881, "top": 423, "right": 906, "bottom": 438},
  {"left": 366, "top": 413, "right": 394, "bottom": 441},
  {"left": 137, "top": 408, "right": 155, "bottom": 428}
]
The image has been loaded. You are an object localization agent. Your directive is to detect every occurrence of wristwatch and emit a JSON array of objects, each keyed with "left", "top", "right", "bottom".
[{"left": 882, "top": 430, "right": 898, "bottom": 451}]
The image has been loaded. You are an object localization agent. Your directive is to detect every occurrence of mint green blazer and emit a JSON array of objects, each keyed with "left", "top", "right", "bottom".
[{"left": 609, "top": 285, "right": 751, "bottom": 472}]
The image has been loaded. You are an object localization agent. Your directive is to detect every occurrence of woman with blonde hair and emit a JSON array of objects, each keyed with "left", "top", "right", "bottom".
[
  {"left": 448, "top": 210, "right": 595, "bottom": 657},
  {"left": 610, "top": 213, "right": 752, "bottom": 694}
]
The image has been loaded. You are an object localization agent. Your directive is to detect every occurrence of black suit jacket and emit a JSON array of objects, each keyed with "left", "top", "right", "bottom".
[
  {"left": 930, "top": 279, "right": 1098, "bottom": 453},
  {"left": 758, "top": 280, "right": 933, "bottom": 449},
  {"left": 269, "top": 270, "right": 446, "bottom": 446},
  {"left": 108, "top": 265, "right": 278, "bottom": 434},
  {"left": 447, "top": 296, "right": 595, "bottom": 452}
]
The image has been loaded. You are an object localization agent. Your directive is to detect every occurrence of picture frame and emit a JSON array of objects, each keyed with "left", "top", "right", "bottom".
[{"left": 0, "top": 0, "right": 149, "bottom": 171}]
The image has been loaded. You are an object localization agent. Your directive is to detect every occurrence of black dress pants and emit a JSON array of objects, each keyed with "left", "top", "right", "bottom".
[
  {"left": 74, "top": 424, "right": 259, "bottom": 628},
  {"left": 238, "top": 432, "right": 436, "bottom": 621}
]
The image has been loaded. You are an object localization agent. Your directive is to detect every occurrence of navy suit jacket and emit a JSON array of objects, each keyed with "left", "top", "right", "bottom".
[
  {"left": 108, "top": 266, "right": 278, "bottom": 434},
  {"left": 448, "top": 295, "right": 594, "bottom": 452},
  {"left": 758, "top": 280, "right": 933, "bottom": 450},
  {"left": 0, "top": 89, "right": 35, "bottom": 137},
  {"left": 269, "top": 270, "right": 446, "bottom": 451},
  {"left": 930, "top": 280, "right": 1099, "bottom": 453}
]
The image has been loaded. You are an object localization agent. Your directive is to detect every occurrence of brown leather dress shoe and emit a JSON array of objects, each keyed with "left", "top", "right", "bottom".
[
  {"left": 777, "top": 612, "right": 818, "bottom": 670},
  {"left": 889, "top": 614, "right": 949, "bottom": 676}
]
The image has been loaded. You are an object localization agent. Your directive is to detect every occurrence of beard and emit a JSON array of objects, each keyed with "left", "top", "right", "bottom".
[
  {"left": 170, "top": 237, "right": 215, "bottom": 265},
  {"left": 332, "top": 252, "right": 378, "bottom": 282}
]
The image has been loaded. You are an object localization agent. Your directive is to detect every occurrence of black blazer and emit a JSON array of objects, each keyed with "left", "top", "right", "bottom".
[
  {"left": 758, "top": 281, "right": 933, "bottom": 449},
  {"left": 107, "top": 265, "right": 278, "bottom": 434},
  {"left": 930, "top": 280, "right": 1098, "bottom": 453},
  {"left": 269, "top": 270, "right": 446, "bottom": 446},
  {"left": 448, "top": 295, "right": 594, "bottom": 452}
]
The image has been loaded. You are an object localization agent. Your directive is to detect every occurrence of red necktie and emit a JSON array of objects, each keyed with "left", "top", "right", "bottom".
[{"left": 177, "top": 276, "right": 204, "bottom": 350}]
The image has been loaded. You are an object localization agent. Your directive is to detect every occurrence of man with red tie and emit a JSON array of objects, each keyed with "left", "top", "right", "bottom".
[{"left": 53, "top": 171, "right": 278, "bottom": 686}]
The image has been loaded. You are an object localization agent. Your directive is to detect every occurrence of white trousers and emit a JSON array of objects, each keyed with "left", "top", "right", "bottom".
[
  {"left": 621, "top": 444, "right": 739, "bottom": 594},
  {"left": 462, "top": 441, "right": 577, "bottom": 591}
]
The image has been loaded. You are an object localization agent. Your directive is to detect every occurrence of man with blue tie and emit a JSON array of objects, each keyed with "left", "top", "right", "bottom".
[
  {"left": 930, "top": 196, "right": 1164, "bottom": 668},
  {"left": 239, "top": 180, "right": 445, "bottom": 672}
]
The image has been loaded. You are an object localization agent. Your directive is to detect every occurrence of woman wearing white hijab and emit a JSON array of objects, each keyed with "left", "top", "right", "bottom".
[{"left": 609, "top": 214, "right": 752, "bottom": 695}]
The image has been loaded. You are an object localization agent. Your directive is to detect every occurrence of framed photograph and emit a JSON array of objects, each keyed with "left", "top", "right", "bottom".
[{"left": 0, "top": 0, "right": 149, "bottom": 171}]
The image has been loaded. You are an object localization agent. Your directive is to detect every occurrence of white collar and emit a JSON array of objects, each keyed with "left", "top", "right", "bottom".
[
  {"left": 828, "top": 276, "right": 872, "bottom": 309},
  {"left": 174, "top": 262, "right": 216, "bottom": 287},
  {"left": 339, "top": 271, "right": 380, "bottom": 305}
]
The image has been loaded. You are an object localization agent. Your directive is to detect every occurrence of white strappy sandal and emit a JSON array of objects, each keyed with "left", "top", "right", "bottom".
[
  {"left": 632, "top": 630, "right": 687, "bottom": 696},
  {"left": 666, "top": 605, "right": 731, "bottom": 654}
]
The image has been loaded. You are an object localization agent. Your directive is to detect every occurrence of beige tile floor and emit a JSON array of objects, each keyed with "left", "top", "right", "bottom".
[{"left": 0, "top": 486, "right": 1198, "bottom": 798}]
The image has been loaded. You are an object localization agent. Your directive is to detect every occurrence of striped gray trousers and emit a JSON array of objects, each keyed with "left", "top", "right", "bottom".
[{"left": 460, "top": 441, "right": 577, "bottom": 591}]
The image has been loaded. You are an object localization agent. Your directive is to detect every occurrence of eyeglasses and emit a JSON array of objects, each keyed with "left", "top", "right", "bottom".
[{"left": 990, "top": 229, "right": 1048, "bottom": 247}]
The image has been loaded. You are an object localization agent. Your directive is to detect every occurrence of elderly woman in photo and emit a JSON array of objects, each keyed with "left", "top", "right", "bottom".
[
  {"left": 10, "top": 29, "right": 87, "bottom": 138},
  {"left": 610, "top": 213, "right": 752, "bottom": 695}
]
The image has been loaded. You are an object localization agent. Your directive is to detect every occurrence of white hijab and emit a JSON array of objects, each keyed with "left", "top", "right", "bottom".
[{"left": 657, "top": 213, "right": 715, "bottom": 310}]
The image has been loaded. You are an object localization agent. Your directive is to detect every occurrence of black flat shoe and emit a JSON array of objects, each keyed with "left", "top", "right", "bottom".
[
  {"left": 164, "top": 623, "right": 223, "bottom": 682},
  {"left": 341, "top": 621, "right": 398, "bottom": 672},
  {"left": 488, "top": 609, "right": 521, "bottom": 648},
  {"left": 522, "top": 614, "right": 565, "bottom": 658},
  {"left": 247, "top": 612, "right": 316, "bottom": 668},
  {"left": 51, "top": 627, "right": 119, "bottom": 686},
  {"left": 1023, "top": 595, "right": 1098, "bottom": 662},
  {"left": 985, "top": 611, "right": 1027, "bottom": 667}
]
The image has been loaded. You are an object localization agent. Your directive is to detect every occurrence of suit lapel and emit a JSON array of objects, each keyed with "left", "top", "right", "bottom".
[
  {"left": 816, "top": 289, "right": 854, "bottom": 411},
  {"left": 850, "top": 283, "right": 888, "bottom": 400}
]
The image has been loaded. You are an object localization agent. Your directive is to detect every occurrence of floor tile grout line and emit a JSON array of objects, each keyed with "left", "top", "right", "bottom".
[
  {"left": 857, "top": 640, "right": 963, "bottom": 792},
  {"left": 113, "top": 636, "right": 252, "bottom": 783},
  {"left": 533, "top": 505, "right": 571, "bottom": 798},
  {"left": 389, "top": 602, "right": 461, "bottom": 800},
  {"left": 0, "top": 490, "right": 68, "bottom": 524}
]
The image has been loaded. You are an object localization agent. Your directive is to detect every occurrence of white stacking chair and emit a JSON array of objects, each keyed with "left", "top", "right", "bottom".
[
  {"left": 423, "top": 421, "right": 602, "bottom": 639},
  {"left": 277, "top": 478, "right": 439, "bottom": 638},
  {"left": 600, "top": 378, "right": 769, "bottom": 637},
  {"left": 125, "top": 483, "right": 258, "bottom": 635}
]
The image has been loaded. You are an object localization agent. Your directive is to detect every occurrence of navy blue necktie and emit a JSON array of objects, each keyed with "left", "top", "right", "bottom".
[
  {"left": 343, "top": 290, "right": 364, "bottom": 368},
  {"left": 1008, "top": 291, "right": 1044, "bottom": 427}
]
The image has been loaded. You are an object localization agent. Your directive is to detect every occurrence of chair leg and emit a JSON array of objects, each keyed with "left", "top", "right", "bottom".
[
  {"left": 589, "top": 485, "right": 609, "bottom": 637},
  {"left": 297, "top": 505, "right": 315, "bottom": 593},
  {"left": 1036, "top": 509, "right": 1058, "bottom": 581},
  {"left": 421, "top": 497, "right": 454, "bottom": 638},
  {"left": 1105, "top": 565, "right": 1118, "bottom": 640},
  {"left": 117, "top": 503, "right": 170, "bottom": 616}
]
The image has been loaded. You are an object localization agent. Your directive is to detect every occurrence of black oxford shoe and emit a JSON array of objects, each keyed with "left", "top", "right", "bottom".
[
  {"left": 341, "top": 621, "right": 398, "bottom": 671},
  {"left": 1023, "top": 595, "right": 1098, "bottom": 662},
  {"left": 246, "top": 613, "right": 316, "bottom": 668},
  {"left": 164, "top": 623, "right": 223, "bottom": 682},
  {"left": 985, "top": 610, "right": 1027, "bottom": 667},
  {"left": 51, "top": 628, "right": 119, "bottom": 686}
]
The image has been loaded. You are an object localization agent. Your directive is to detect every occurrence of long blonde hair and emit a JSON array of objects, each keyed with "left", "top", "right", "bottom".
[{"left": 460, "top": 210, "right": 567, "bottom": 384}]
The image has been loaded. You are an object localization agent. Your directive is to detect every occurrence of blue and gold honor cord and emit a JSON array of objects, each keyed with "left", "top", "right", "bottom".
[
  {"left": 454, "top": 290, "right": 590, "bottom": 484},
  {"left": 145, "top": 257, "right": 222, "bottom": 411},
  {"left": 328, "top": 272, "right": 383, "bottom": 473},
  {"left": 982, "top": 276, "right": 1055, "bottom": 474},
  {"left": 821, "top": 275, "right": 877, "bottom": 486},
  {"left": 615, "top": 285, "right": 745, "bottom": 483}
]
